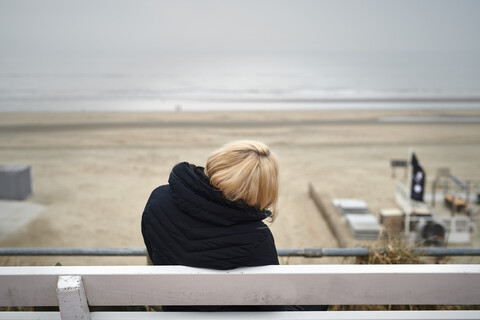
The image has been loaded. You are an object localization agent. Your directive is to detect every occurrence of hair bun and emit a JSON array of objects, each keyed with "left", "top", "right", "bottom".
[{"left": 255, "top": 146, "right": 270, "bottom": 157}]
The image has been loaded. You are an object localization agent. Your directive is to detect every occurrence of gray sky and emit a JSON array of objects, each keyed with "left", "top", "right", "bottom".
[{"left": 1, "top": 0, "right": 480, "bottom": 57}]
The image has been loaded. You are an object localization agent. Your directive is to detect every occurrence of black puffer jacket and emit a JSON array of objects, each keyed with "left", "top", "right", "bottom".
[
  {"left": 141, "top": 162, "right": 282, "bottom": 311},
  {"left": 141, "top": 162, "right": 279, "bottom": 270}
]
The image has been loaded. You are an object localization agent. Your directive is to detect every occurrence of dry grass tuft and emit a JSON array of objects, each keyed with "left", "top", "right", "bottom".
[{"left": 355, "top": 238, "right": 423, "bottom": 265}]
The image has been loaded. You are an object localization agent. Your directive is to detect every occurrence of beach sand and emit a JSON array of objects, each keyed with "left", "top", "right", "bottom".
[{"left": 1, "top": 109, "right": 480, "bottom": 266}]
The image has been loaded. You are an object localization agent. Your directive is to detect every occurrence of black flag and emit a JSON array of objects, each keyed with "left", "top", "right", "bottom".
[{"left": 411, "top": 153, "right": 425, "bottom": 202}]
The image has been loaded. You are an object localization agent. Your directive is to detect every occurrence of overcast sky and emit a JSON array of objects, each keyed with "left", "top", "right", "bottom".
[{"left": 1, "top": 0, "right": 480, "bottom": 57}]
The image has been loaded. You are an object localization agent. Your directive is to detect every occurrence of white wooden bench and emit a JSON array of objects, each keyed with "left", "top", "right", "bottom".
[{"left": 1, "top": 264, "right": 479, "bottom": 319}]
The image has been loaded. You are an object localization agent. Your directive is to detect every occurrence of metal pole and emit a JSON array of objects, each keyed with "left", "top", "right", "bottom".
[
  {"left": 431, "top": 179, "right": 436, "bottom": 207},
  {"left": 0, "top": 248, "right": 148, "bottom": 256},
  {"left": 2, "top": 247, "right": 480, "bottom": 257},
  {"left": 411, "top": 247, "right": 480, "bottom": 256},
  {"left": 466, "top": 180, "right": 471, "bottom": 204}
]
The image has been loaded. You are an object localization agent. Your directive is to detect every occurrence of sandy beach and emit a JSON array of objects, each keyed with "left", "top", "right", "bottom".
[{"left": 1, "top": 109, "right": 480, "bottom": 266}]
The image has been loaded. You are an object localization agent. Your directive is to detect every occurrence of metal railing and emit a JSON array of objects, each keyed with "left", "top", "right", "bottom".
[{"left": 1, "top": 247, "right": 480, "bottom": 257}]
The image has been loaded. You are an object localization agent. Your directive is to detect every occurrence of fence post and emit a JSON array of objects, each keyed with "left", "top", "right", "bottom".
[{"left": 57, "top": 275, "right": 91, "bottom": 320}]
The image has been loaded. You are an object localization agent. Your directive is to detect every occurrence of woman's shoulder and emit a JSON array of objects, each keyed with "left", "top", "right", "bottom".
[
  {"left": 149, "top": 184, "right": 169, "bottom": 197},
  {"left": 144, "top": 185, "right": 172, "bottom": 209}
]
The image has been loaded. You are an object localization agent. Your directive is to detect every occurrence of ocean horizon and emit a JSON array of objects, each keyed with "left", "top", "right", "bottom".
[{"left": 1, "top": 52, "right": 480, "bottom": 112}]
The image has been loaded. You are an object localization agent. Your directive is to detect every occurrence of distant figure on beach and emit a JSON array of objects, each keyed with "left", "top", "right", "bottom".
[{"left": 141, "top": 140, "right": 282, "bottom": 311}]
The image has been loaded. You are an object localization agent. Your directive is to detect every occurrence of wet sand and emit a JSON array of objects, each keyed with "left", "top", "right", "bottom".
[{"left": 1, "top": 109, "right": 480, "bottom": 266}]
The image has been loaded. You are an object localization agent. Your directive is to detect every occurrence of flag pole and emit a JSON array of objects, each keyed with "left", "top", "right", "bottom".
[{"left": 405, "top": 148, "right": 414, "bottom": 238}]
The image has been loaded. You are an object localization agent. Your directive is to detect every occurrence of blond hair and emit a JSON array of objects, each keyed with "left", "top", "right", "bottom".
[{"left": 205, "top": 140, "right": 279, "bottom": 221}]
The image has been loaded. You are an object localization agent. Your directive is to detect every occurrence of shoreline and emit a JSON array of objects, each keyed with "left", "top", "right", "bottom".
[
  {"left": 2, "top": 117, "right": 480, "bottom": 135},
  {"left": 1, "top": 109, "right": 480, "bottom": 133},
  {"left": 2, "top": 107, "right": 480, "bottom": 119},
  {"left": 1, "top": 101, "right": 480, "bottom": 114}
]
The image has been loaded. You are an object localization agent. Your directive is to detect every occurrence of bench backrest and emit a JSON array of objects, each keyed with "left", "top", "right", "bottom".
[{"left": 2, "top": 264, "right": 479, "bottom": 307}]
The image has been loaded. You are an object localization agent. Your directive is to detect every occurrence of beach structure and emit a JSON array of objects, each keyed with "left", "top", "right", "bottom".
[
  {"left": 390, "top": 159, "right": 408, "bottom": 178},
  {"left": 333, "top": 198, "right": 380, "bottom": 240},
  {"left": 396, "top": 180, "right": 472, "bottom": 245},
  {"left": 394, "top": 152, "right": 477, "bottom": 245},
  {"left": 332, "top": 199, "right": 368, "bottom": 215},
  {"left": 379, "top": 208, "right": 404, "bottom": 235},
  {"left": 0, "top": 165, "right": 32, "bottom": 200},
  {"left": 343, "top": 214, "right": 381, "bottom": 240},
  {"left": 430, "top": 168, "right": 475, "bottom": 210},
  {"left": 442, "top": 217, "right": 471, "bottom": 243}
]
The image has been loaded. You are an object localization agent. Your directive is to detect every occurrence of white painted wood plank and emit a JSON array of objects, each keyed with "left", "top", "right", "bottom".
[
  {"left": 1, "top": 264, "right": 480, "bottom": 275},
  {"left": 0, "top": 273, "right": 58, "bottom": 306},
  {"left": 84, "top": 271, "right": 479, "bottom": 305},
  {"left": 88, "top": 311, "right": 480, "bottom": 320},
  {"left": 1, "top": 311, "right": 480, "bottom": 320},
  {"left": 0, "top": 312, "right": 60, "bottom": 319},
  {"left": 57, "top": 276, "right": 91, "bottom": 320},
  {"left": 1, "top": 265, "right": 480, "bottom": 306}
]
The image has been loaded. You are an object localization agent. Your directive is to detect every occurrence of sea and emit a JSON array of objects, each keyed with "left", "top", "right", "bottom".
[{"left": 1, "top": 51, "right": 480, "bottom": 112}]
